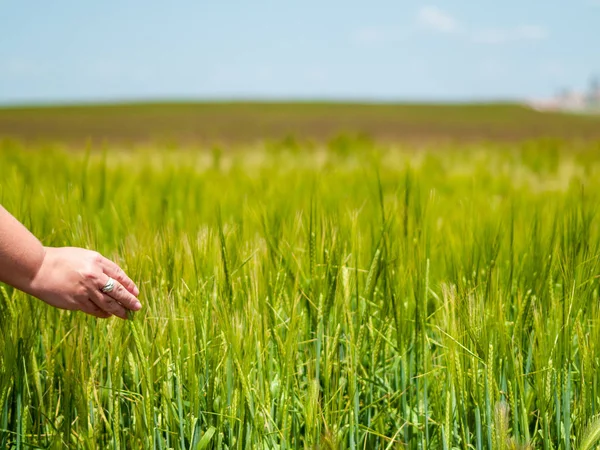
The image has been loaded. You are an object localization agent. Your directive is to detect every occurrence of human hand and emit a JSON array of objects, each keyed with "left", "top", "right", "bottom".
[{"left": 27, "top": 247, "right": 141, "bottom": 319}]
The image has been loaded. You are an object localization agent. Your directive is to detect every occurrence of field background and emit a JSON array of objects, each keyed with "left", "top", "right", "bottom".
[
  {"left": 2, "top": 102, "right": 600, "bottom": 145},
  {"left": 1, "top": 103, "right": 600, "bottom": 449}
]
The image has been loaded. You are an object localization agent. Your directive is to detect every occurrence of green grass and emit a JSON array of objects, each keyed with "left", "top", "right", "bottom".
[{"left": 2, "top": 138, "right": 600, "bottom": 448}]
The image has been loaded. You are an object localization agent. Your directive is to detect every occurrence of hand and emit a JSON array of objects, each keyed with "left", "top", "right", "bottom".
[{"left": 27, "top": 247, "right": 141, "bottom": 319}]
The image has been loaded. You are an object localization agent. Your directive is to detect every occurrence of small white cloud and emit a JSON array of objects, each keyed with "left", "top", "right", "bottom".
[
  {"left": 355, "top": 10, "right": 547, "bottom": 49},
  {"left": 473, "top": 25, "right": 548, "bottom": 44},
  {"left": 417, "top": 6, "right": 459, "bottom": 33}
]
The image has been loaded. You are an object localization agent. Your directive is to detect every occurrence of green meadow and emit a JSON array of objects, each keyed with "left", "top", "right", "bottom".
[{"left": 2, "top": 106, "right": 600, "bottom": 449}]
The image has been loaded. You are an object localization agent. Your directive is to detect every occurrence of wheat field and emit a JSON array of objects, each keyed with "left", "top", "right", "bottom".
[{"left": 2, "top": 138, "right": 600, "bottom": 449}]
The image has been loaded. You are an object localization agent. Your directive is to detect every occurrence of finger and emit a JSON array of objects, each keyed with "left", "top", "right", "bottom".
[
  {"left": 80, "top": 300, "right": 112, "bottom": 319},
  {"left": 89, "top": 284, "right": 129, "bottom": 320},
  {"left": 99, "top": 275, "right": 142, "bottom": 313},
  {"left": 97, "top": 255, "right": 139, "bottom": 296}
]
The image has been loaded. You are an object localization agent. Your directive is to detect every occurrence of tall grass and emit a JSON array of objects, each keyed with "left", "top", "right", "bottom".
[{"left": 1, "top": 138, "right": 600, "bottom": 449}]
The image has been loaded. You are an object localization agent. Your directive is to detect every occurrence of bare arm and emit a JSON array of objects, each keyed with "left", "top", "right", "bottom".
[
  {"left": 0, "top": 205, "right": 141, "bottom": 319},
  {"left": 0, "top": 205, "right": 46, "bottom": 293}
]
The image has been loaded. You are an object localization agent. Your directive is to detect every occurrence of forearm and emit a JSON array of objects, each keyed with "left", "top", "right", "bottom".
[{"left": 0, "top": 205, "right": 46, "bottom": 293}]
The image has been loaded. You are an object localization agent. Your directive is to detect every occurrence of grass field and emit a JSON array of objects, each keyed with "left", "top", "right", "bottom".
[
  {"left": 1, "top": 102, "right": 600, "bottom": 145},
  {"left": 2, "top": 135, "right": 600, "bottom": 449}
]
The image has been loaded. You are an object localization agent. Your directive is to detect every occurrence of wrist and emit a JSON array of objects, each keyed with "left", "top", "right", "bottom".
[{"left": 21, "top": 246, "right": 48, "bottom": 297}]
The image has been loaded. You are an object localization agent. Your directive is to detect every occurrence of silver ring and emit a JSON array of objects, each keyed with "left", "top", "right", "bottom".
[{"left": 101, "top": 277, "right": 115, "bottom": 294}]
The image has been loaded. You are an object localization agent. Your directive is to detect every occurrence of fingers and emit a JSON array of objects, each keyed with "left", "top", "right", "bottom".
[
  {"left": 91, "top": 274, "right": 142, "bottom": 320},
  {"left": 97, "top": 255, "right": 139, "bottom": 296},
  {"left": 103, "top": 276, "right": 142, "bottom": 312},
  {"left": 79, "top": 300, "right": 112, "bottom": 319},
  {"left": 89, "top": 288, "right": 129, "bottom": 319}
]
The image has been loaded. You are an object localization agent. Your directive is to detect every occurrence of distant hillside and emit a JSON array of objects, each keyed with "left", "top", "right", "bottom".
[{"left": 1, "top": 102, "right": 599, "bottom": 145}]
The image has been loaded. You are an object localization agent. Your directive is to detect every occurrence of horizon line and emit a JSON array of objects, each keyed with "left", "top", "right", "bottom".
[{"left": 0, "top": 96, "right": 527, "bottom": 109}]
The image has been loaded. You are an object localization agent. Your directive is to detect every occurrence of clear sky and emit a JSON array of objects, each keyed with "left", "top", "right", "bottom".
[{"left": 1, "top": 0, "right": 598, "bottom": 104}]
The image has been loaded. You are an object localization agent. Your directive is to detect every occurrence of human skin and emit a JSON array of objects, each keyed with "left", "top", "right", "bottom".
[{"left": 0, "top": 205, "right": 141, "bottom": 319}]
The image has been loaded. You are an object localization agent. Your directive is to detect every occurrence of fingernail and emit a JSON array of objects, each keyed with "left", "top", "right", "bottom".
[
  {"left": 134, "top": 286, "right": 140, "bottom": 296},
  {"left": 134, "top": 301, "right": 142, "bottom": 310}
]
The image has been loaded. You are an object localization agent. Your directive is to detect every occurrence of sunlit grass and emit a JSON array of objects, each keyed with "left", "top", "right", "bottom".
[{"left": 1, "top": 139, "right": 600, "bottom": 449}]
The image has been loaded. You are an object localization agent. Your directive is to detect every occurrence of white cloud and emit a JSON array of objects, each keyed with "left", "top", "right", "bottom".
[
  {"left": 472, "top": 25, "right": 548, "bottom": 44},
  {"left": 352, "top": 7, "right": 547, "bottom": 47},
  {"left": 417, "top": 6, "right": 459, "bottom": 33}
]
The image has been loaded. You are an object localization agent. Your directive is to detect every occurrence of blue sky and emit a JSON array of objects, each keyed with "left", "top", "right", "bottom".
[{"left": 1, "top": 0, "right": 599, "bottom": 104}]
